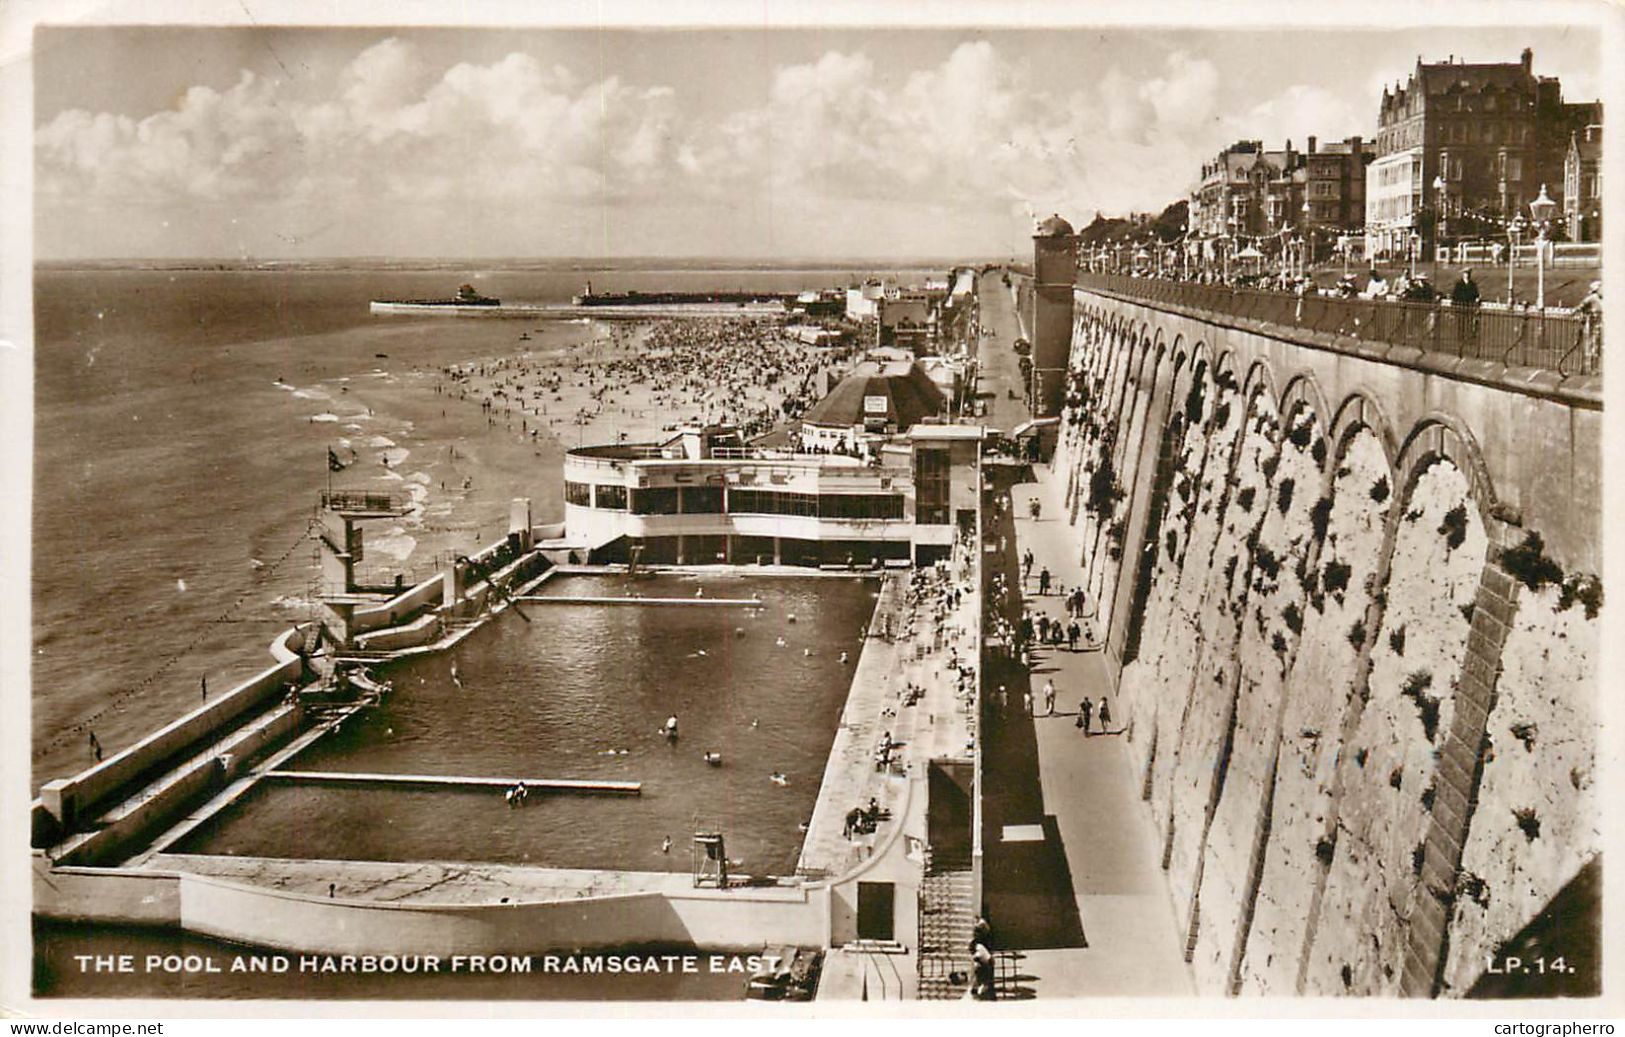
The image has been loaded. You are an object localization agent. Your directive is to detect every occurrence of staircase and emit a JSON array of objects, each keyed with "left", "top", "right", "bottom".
[{"left": 916, "top": 848, "right": 975, "bottom": 999}]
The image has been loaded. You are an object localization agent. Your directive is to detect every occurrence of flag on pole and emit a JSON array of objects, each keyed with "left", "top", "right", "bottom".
[{"left": 328, "top": 447, "right": 345, "bottom": 472}]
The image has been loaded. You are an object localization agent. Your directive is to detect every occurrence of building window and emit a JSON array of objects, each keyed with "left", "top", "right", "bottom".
[
  {"left": 819, "top": 494, "right": 905, "bottom": 521},
  {"left": 680, "top": 486, "right": 724, "bottom": 514},
  {"left": 630, "top": 486, "right": 679, "bottom": 515},
  {"left": 565, "top": 481, "right": 592, "bottom": 507},
  {"left": 596, "top": 484, "right": 628, "bottom": 510},
  {"left": 727, "top": 489, "right": 818, "bottom": 517},
  {"left": 914, "top": 447, "right": 950, "bottom": 526}
]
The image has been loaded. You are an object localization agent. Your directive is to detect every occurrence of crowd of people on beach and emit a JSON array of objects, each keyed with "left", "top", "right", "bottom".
[{"left": 438, "top": 317, "right": 850, "bottom": 446}]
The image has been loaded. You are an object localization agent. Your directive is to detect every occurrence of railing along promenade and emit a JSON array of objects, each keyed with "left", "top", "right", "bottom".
[{"left": 1076, "top": 273, "right": 1601, "bottom": 379}]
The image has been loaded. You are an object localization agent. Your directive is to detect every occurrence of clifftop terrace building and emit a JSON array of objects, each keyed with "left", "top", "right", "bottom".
[
  {"left": 1191, "top": 136, "right": 1372, "bottom": 241},
  {"left": 1365, "top": 48, "right": 1600, "bottom": 257}
]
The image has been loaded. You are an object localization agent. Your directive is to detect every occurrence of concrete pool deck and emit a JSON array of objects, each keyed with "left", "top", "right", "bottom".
[
  {"left": 143, "top": 853, "right": 697, "bottom": 904},
  {"left": 796, "top": 567, "right": 978, "bottom": 878}
]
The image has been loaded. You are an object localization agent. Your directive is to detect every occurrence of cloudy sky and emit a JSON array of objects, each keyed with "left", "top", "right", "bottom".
[{"left": 32, "top": 22, "right": 1602, "bottom": 261}]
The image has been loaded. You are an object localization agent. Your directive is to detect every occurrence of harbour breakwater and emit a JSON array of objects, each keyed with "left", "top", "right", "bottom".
[{"left": 1046, "top": 284, "right": 1601, "bottom": 997}]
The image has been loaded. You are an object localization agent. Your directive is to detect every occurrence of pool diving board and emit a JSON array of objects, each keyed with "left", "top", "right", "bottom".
[{"left": 263, "top": 771, "right": 642, "bottom": 795}]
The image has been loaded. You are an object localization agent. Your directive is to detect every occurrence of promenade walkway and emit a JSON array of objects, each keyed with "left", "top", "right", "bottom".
[
  {"left": 972, "top": 268, "right": 1190, "bottom": 998},
  {"left": 984, "top": 465, "right": 1192, "bottom": 997}
]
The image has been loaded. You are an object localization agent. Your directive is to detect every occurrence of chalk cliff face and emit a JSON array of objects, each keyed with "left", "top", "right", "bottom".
[
  {"left": 1051, "top": 299, "right": 1600, "bottom": 998},
  {"left": 1241, "top": 426, "right": 1389, "bottom": 996},
  {"left": 1305, "top": 458, "right": 1486, "bottom": 996},
  {"left": 1440, "top": 573, "right": 1601, "bottom": 994}
]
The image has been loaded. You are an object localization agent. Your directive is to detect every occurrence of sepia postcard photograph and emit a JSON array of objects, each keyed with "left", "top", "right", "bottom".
[{"left": 1, "top": 0, "right": 1620, "bottom": 1019}]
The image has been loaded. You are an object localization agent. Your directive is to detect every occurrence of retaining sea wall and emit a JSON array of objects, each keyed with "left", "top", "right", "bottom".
[{"left": 1050, "top": 286, "right": 1601, "bottom": 997}]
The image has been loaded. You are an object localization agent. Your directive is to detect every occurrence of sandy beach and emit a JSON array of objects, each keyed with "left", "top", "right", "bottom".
[{"left": 436, "top": 317, "right": 851, "bottom": 453}]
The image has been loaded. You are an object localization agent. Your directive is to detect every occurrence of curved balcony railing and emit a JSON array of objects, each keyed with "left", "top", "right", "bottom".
[{"left": 1076, "top": 273, "right": 1601, "bottom": 378}]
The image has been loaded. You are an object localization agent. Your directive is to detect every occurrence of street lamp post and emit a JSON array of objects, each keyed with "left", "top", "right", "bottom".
[
  {"left": 1301, "top": 201, "right": 1312, "bottom": 277},
  {"left": 1507, "top": 214, "right": 1525, "bottom": 305},
  {"left": 1225, "top": 215, "right": 1238, "bottom": 282},
  {"left": 1432, "top": 175, "right": 1447, "bottom": 278},
  {"left": 1529, "top": 184, "right": 1558, "bottom": 310}
]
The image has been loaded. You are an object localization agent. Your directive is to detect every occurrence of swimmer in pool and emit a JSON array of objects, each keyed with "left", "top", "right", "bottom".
[
  {"left": 662, "top": 836, "right": 672, "bottom": 854},
  {"left": 770, "top": 772, "right": 789, "bottom": 786}
]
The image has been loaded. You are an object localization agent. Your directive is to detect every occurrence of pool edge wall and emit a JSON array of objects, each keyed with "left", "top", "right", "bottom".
[{"left": 35, "top": 860, "right": 832, "bottom": 956}]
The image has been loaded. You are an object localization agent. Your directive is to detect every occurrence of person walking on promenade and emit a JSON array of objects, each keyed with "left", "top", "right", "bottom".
[
  {"left": 1577, "top": 280, "right": 1603, "bottom": 372},
  {"left": 1077, "top": 697, "right": 1093, "bottom": 734},
  {"left": 1029, "top": 497, "right": 1042, "bottom": 520},
  {"left": 1042, "top": 678, "right": 1056, "bottom": 716},
  {"left": 1022, "top": 548, "right": 1035, "bottom": 583},
  {"left": 1451, "top": 267, "right": 1481, "bottom": 347},
  {"left": 1038, "top": 567, "right": 1052, "bottom": 596},
  {"left": 1361, "top": 268, "right": 1389, "bottom": 300},
  {"left": 1067, "top": 620, "right": 1081, "bottom": 651},
  {"left": 1023, "top": 690, "right": 1033, "bottom": 717},
  {"left": 971, "top": 940, "right": 997, "bottom": 1001},
  {"left": 1098, "top": 696, "right": 1113, "bottom": 734}
]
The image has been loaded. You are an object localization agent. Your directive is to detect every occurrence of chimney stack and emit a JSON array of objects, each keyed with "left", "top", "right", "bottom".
[
  {"left": 1308, "top": 135, "right": 1318, "bottom": 154},
  {"left": 1522, "top": 47, "right": 1533, "bottom": 72}
]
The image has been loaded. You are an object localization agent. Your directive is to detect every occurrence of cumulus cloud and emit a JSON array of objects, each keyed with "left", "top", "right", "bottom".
[
  {"left": 37, "top": 37, "right": 691, "bottom": 208},
  {"left": 1236, "top": 84, "right": 1365, "bottom": 150},
  {"left": 35, "top": 35, "right": 1369, "bottom": 254}
]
